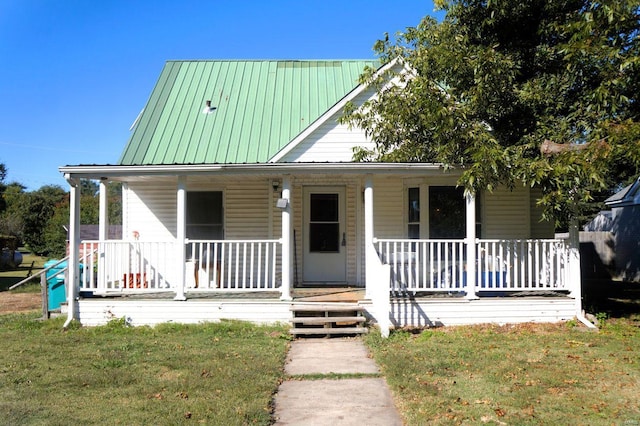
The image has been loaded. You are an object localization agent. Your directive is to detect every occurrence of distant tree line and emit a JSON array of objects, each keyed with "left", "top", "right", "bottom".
[{"left": 0, "top": 162, "right": 122, "bottom": 258}]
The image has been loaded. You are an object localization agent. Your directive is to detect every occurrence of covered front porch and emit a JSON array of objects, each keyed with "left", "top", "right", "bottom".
[{"left": 60, "top": 163, "right": 584, "bottom": 332}]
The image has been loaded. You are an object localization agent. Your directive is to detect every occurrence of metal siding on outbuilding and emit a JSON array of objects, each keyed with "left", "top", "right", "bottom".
[{"left": 118, "top": 60, "right": 376, "bottom": 166}]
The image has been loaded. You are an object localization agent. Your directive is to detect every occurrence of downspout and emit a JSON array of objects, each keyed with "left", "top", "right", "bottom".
[{"left": 64, "top": 174, "right": 81, "bottom": 328}]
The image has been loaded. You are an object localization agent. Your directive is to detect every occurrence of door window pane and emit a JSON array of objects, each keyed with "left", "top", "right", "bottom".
[
  {"left": 310, "top": 194, "right": 338, "bottom": 222},
  {"left": 309, "top": 193, "right": 339, "bottom": 253},
  {"left": 309, "top": 223, "right": 340, "bottom": 252}
]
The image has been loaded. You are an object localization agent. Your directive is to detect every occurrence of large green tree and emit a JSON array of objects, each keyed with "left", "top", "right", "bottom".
[{"left": 343, "top": 0, "right": 640, "bottom": 226}]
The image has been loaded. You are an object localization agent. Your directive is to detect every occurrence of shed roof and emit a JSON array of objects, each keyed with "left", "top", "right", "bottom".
[
  {"left": 605, "top": 176, "right": 640, "bottom": 207},
  {"left": 118, "top": 60, "right": 377, "bottom": 165}
]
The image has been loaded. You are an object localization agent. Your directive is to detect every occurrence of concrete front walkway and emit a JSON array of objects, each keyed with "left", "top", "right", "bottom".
[{"left": 273, "top": 338, "right": 403, "bottom": 425}]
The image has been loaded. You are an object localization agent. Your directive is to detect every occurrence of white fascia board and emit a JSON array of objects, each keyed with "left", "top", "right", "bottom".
[{"left": 59, "top": 161, "right": 447, "bottom": 180}]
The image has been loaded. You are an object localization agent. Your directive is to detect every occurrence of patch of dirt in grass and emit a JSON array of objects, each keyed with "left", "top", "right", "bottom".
[{"left": 0, "top": 291, "right": 41, "bottom": 314}]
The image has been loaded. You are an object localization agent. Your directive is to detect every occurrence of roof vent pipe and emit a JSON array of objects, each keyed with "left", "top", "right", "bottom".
[{"left": 202, "top": 100, "right": 216, "bottom": 114}]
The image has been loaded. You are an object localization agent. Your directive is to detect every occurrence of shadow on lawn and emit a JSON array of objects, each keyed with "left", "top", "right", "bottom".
[{"left": 583, "top": 278, "right": 640, "bottom": 318}]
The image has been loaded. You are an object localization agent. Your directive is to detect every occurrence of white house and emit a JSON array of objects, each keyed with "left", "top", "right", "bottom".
[{"left": 59, "top": 59, "right": 590, "bottom": 335}]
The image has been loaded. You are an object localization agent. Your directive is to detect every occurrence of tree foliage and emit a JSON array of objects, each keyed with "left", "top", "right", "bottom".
[
  {"left": 21, "top": 185, "right": 67, "bottom": 255},
  {"left": 342, "top": 0, "right": 640, "bottom": 226},
  {"left": 0, "top": 167, "right": 123, "bottom": 257}
]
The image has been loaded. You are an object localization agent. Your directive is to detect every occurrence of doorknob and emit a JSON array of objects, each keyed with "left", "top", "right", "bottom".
[{"left": 341, "top": 232, "right": 346, "bottom": 246}]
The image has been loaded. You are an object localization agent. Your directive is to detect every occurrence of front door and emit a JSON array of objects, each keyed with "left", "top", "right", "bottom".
[{"left": 302, "top": 186, "right": 347, "bottom": 283}]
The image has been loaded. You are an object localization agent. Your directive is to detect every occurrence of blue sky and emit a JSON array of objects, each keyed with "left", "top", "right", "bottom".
[{"left": 0, "top": 1, "right": 440, "bottom": 191}]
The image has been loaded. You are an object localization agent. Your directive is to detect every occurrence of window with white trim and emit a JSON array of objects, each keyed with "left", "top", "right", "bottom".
[
  {"left": 406, "top": 185, "right": 481, "bottom": 239},
  {"left": 186, "top": 191, "right": 223, "bottom": 240}
]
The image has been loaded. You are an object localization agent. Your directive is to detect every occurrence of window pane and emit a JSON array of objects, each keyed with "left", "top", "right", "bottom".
[
  {"left": 186, "top": 225, "right": 223, "bottom": 240},
  {"left": 187, "top": 192, "right": 222, "bottom": 224},
  {"left": 408, "top": 224, "right": 420, "bottom": 239},
  {"left": 309, "top": 223, "right": 339, "bottom": 252},
  {"left": 186, "top": 191, "right": 223, "bottom": 240},
  {"left": 408, "top": 187, "right": 420, "bottom": 223},
  {"left": 310, "top": 194, "right": 338, "bottom": 222},
  {"left": 429, "top": 186, "right": 465, "bottom": 239}
]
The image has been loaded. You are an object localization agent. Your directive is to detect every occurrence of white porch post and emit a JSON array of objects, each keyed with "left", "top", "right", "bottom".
[
  {"left": 465, "top": 191, "right": 478, "bottom": 299},
  {"left": 98, "top": 179, "right": 109, "bottom": 240},
  {"left": 174, "top": 176, "right": 187, "bottom": 301},
  {"left": 364, "top": 175, "right": 374, "bottom": 299},
  {"left": 280, "top": 176, "right": 292, "bottom": 300},
  {"left": 568, "top": 219, "right": 582, "bottom": 308},
  {"left": 98, "top": 178, "right": 108, "bottom": 288},
  {"left": 64, "top": 175, "right": 80, "bottom": 327}
]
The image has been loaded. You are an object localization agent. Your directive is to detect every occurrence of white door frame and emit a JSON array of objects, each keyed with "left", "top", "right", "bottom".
[{"left": 302, "top": 186, "right": 347, "bottom": 284}]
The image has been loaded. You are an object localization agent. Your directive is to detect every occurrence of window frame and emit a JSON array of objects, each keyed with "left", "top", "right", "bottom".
[{"left": 186, "top": 190, "right": 224, "bottom": 240}]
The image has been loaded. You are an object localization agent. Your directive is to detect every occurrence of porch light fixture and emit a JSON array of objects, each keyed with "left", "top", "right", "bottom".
[
  {"left": 202, "top": 100, "right": 216, "bottom": 114},
  {"left": 272, "top": 180, "right": 280, "bottom": 192},
  {"left": 276, "top": 198, "right": 288, "bottom": 209}
]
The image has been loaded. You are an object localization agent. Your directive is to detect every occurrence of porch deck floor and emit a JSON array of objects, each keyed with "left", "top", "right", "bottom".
[
  {"left": 80, "top": 288, "right": 569, "bottom": 302},
  {"left": 81, "top": 287, "right": 369, "bottom": 302}
]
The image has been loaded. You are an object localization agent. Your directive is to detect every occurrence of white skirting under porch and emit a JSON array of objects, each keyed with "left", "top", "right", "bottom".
[{"left": 75, "top": 296, "right": 577, "bottom": 328}]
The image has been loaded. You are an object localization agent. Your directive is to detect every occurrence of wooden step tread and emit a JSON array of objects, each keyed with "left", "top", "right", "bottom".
[
  {"left": 291, "top": 316, "right": 366, "bottom": 325},
  {"left": 290, "top": 304, "right": 364, "bottom": 312},
  {"left": 289, "top": 327, "right": 368, "bottom": 335}
]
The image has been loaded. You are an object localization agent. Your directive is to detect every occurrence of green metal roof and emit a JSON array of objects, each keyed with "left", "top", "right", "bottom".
[{"left": 118, "top": 60, "right": 377, "bottom": 165}]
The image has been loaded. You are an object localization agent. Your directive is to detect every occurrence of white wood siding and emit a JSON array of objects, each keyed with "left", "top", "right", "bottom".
[
  {"left": 124, "top": 182, "right": 177, "bottom": 240},
  {"left": 483, "top": 185, "right": 531, "bottom": 239},
  {"left": 372, "top": 176, "right": 404, "bottom": 238},
  {"left": 225, "top": 180, "right": 270, "bottom": 239},
  {"left": 125, "top": 179, "right": 273, "bottom": 241},
  {"left": 388, "top": 298, "right": 576, "bottom": 327},
  {"left": 280, "top": 86, "right": 378, "bottom": 162},
  {"left": 78, "top": 299, "right": 291, "bottom": 326},
  {"left": 77, "top": 297, "right": 575, "bottom": 327}
]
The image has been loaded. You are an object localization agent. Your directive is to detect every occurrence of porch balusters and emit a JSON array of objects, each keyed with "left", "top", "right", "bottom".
[
  {"left": 186, "top": 240, "right": 280, "bottom": 291},
  {"left": 375, "top": 238, "right": 569, "bottom": 294}
]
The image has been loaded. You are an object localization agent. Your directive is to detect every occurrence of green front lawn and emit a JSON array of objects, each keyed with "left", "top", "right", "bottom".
[
  {"left": 0, "top": 316, "right": 290, "bottom": 425},
  {"left": 365, "top": 318, "right": 640, "bottom": 425}
]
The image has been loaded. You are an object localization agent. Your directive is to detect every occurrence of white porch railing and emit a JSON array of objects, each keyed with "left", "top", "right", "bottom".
[
  {"left": 374, "top": 239, "right": 466, "bottom": 293},
  {"left": 80, "top": 240, "right": 177, "bottom": 292},
  {"left": 77, "top": 239, "right": 281, "bottom": 294},
  {"left": 477, "top": 239, "right": 567, "bottom": 291},
  {"left": 374, "top": 238, "right": 568, "bottom": 293},
  {"left": 186, "top": 240, "right": 280, "bottom": 291}
]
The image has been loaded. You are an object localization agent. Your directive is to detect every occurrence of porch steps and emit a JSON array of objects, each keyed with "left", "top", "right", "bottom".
[{"left": 289, "top": 303, "right": 368, "bottom": 337}]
